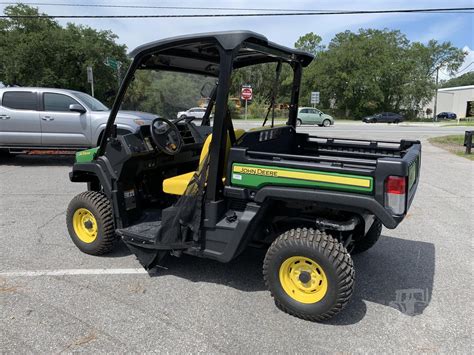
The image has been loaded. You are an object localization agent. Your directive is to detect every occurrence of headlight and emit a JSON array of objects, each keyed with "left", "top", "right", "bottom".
[{"left": 134, "top": 119, "right": 147, "bottom": 126}]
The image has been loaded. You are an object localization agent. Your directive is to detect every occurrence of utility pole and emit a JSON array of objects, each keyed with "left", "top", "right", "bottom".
[
  {"left": 117, "top": 61, "right": 122, "bottom": 88},
  {"left": 433, "top": 67, "right": 439, "bottom": 122},
  {"left": 87, "top": 66, "right": 94, "bottom": 97}
]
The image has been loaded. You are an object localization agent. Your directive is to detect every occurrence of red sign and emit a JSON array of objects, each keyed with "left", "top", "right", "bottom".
[{"left": 241, "top": 87, "right": 253, "bottom": 101}]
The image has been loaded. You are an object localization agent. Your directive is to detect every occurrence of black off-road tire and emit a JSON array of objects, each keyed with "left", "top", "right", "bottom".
[
  {"left": 263, "top": 228, "right": 355, "bottom": 322},
  {"left": 351, "top": 219, "right": 382, "bottom": 254},
  {"left": 66, "top": 191, "right": 116, "bottom": 255}
]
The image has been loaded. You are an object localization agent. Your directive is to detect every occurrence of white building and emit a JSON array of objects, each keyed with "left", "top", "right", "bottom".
[{"left": 429, "top": 85, "right": 474, "bottom": 118}]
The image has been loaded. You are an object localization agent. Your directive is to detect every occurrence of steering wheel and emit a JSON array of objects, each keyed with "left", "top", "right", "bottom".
[{"left": 150, "top": 117, "right": 184, "bottom": 155}]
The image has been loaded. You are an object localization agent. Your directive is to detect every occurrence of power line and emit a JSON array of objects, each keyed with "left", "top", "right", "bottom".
[
  {"left": 1, "top": 7, "right": 473, "bottom": 19},
  {"left": 456, "top": 62, "right": 474, "bottom": 74},
  {"left": 440, "top": 62, "right": 474, "bottom": 77}
]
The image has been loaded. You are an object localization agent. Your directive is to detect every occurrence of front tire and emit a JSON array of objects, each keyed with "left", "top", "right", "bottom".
[
  {"left": 66, "top": 191, "right": 116, "bottom": 255},
  {"left": 322, "top": 119, "right": 331, "bottom": 127},
  {"left": 263, "top": 228, "right": 355, "bottom": 322}
]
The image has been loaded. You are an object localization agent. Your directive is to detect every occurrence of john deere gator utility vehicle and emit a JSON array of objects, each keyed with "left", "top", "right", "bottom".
[{"left": 66, "top": 31, "right": 421, "bottom": 322}]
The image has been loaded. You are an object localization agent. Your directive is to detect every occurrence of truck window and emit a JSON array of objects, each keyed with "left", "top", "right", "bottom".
[
  {"left": 44, "top": 93, "right": 81, "bottom": 112},
  {"left": 2, "top": 91, "right": 37, "bottom": 110}
]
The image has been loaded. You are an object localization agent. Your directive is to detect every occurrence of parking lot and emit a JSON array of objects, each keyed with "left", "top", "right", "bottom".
[{"left": 1, "top": 122, "right": 472, "bottom": 352}]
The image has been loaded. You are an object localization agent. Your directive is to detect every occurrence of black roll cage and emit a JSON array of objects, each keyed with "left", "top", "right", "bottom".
[{"left": 98, "top": 31, "right": 313, "bottom": 202}]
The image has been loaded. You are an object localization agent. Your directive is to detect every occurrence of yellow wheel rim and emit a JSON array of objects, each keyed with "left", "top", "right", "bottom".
[
  {"left": 72, "top": 208, "right": 98, "bottom": 243},
  {"left": 279, "top": 256, "right": 328, "bottom": 304}
]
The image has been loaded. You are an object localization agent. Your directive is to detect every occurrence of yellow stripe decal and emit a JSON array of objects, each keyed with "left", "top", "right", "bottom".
[{"left": 233, "top": 165, "right": 371, "bottom": 188}]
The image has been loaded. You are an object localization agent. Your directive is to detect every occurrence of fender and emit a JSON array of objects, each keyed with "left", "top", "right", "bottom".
[{"left": 254, "top": 186, "right": 401, "bottom": 229}]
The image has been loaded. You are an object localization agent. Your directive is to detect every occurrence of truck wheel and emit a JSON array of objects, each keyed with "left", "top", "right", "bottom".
[
  {"left": 66, "top": 191, "right": 116, "bottom": 255},
  {"left": 263, "top": 228, "right": 354, "bottom": 322},
  {"left": 351, "top": 219, "right": 382, "bottom": 254},
  {"left": 296, "top": 119, "right": 302, "bottom": 126}
]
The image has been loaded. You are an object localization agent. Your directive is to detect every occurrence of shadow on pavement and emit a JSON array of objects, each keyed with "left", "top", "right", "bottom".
[
  {"left": 0, "top": 154, "right": 75, "bottom": 167},
  {"left": 146, "top": 235, "right": 435, "bottom": 325},
  {"left": 153, "top": 247, "right": 267, "bottom": 292},
  {"left": 327, "top": 235, "right": 435, "bottom": 325}
]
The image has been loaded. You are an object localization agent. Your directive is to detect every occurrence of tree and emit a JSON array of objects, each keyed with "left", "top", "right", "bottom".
[
  {"left": 299, "top": 29, "right": 466, "bottom": 118},
  {"left": 401, "top": 40, "right": 465, "bottom": 115},
  {"left": 300, "top": 29, "right": 412, "bottom": 117},
  {"left": 440, "top": 71, "right": 474, "bottom": 88},
  {"left": 294, "top": 32, "right": 324, "bottom": 55},
  {"left": 0, "top": 4, "right": 128, "bottom": 104}
]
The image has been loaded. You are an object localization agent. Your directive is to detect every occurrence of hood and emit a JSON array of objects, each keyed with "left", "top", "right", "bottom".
[
  {"left": 92, "top": 110, "right": 158, "bottom": 123},
  {"left": 117, "top": 110, "right": 159, "bottom": 121}
]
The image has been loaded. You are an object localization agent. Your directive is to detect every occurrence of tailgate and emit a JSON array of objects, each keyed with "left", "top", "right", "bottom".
[
  {"left": 374, "top": 141, "right": 421, "bottom": 216},
  {"left": 404, "top": 143, "right": 421, "bottom": 210}
]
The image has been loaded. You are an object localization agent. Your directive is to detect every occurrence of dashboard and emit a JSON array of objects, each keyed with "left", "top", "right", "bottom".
[{"left": 120, "top": 121, "right": 207, "bottom": 156}]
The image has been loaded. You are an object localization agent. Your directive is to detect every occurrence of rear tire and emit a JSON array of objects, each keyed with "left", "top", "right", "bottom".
[
  {"left": 66, "top": 191, "right": 116, "bottom": 255},
  {"left": 263, "top": 228, "right": 355, "bottom": 322},
  {"left": 296, "top": 119, "right": 302, "bottom": 126},
  {"left": 351, "top": 219, "right": 382, "bottom": 254}
]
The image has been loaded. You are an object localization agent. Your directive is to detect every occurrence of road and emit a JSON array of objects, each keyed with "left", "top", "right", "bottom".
[{"left": 1, "top": 123, "right": 472, "bottom": 353}]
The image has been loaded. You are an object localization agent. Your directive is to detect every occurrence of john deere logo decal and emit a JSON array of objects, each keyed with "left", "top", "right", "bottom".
[
  {"left": 238, "top": 167, "right": 278, "bottom": 177},
  {"left": 232, "top": 163, "right": 373, "bottom": 193}
]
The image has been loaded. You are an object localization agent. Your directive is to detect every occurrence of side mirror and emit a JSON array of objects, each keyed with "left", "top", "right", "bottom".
[{"left": 69, "top": 104, "right": 86, "bottom": 113}]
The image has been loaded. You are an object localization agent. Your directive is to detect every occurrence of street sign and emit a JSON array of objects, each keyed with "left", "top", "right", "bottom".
[
  {"left": 241, "top": 87, "right": 253, "bottom": 101},
  {"left": 86, "top": 66, "right": 93, "bottom": 83},
  {"left": 241, "top": 86, "right": 252, "bottom": 120},
  {"left": 311, "top": 91, "right": 320, "bottom": 104},
  {"left": 104, "top": 57, "right": 119, "bottom": 70}
]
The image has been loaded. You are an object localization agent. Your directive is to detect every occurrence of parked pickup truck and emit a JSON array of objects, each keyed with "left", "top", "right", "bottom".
[{"left": 0, "top": 87, "right": 156, "bottom": 154}]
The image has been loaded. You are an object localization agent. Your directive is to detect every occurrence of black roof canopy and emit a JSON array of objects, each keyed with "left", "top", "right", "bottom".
[{"left": 129, "top": 30, "right": 313, "bottom": 76}]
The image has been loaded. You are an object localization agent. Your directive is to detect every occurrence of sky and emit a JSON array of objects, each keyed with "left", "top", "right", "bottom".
[{"left": 1, "top": 0, "right": 473, "bottom": 79}]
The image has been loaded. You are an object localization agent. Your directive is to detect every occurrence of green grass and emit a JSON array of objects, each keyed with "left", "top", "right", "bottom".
[
  {"left": 442, "top": 120, "right": 474, "bottom": 127},
  {"left": 428, "top": 135, "right": 474, "bottom": 160}
]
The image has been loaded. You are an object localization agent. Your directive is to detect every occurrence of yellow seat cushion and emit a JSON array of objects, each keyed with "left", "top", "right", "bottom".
[
  {"left": 162, "top": 129, "right": 245, "bottom": 195},
  {"left": 162, "top": 171, "right": 195, "bottom": 195}
]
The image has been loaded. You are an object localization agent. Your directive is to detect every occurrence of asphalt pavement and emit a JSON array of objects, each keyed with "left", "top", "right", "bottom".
[{"left": 1, "top": 123, "right": 472, "bottom": 353}]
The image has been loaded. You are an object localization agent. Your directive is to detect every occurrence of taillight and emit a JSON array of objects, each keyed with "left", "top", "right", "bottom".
[{"left": 385, "top": 176, "right": 406, "bottom": 215}]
